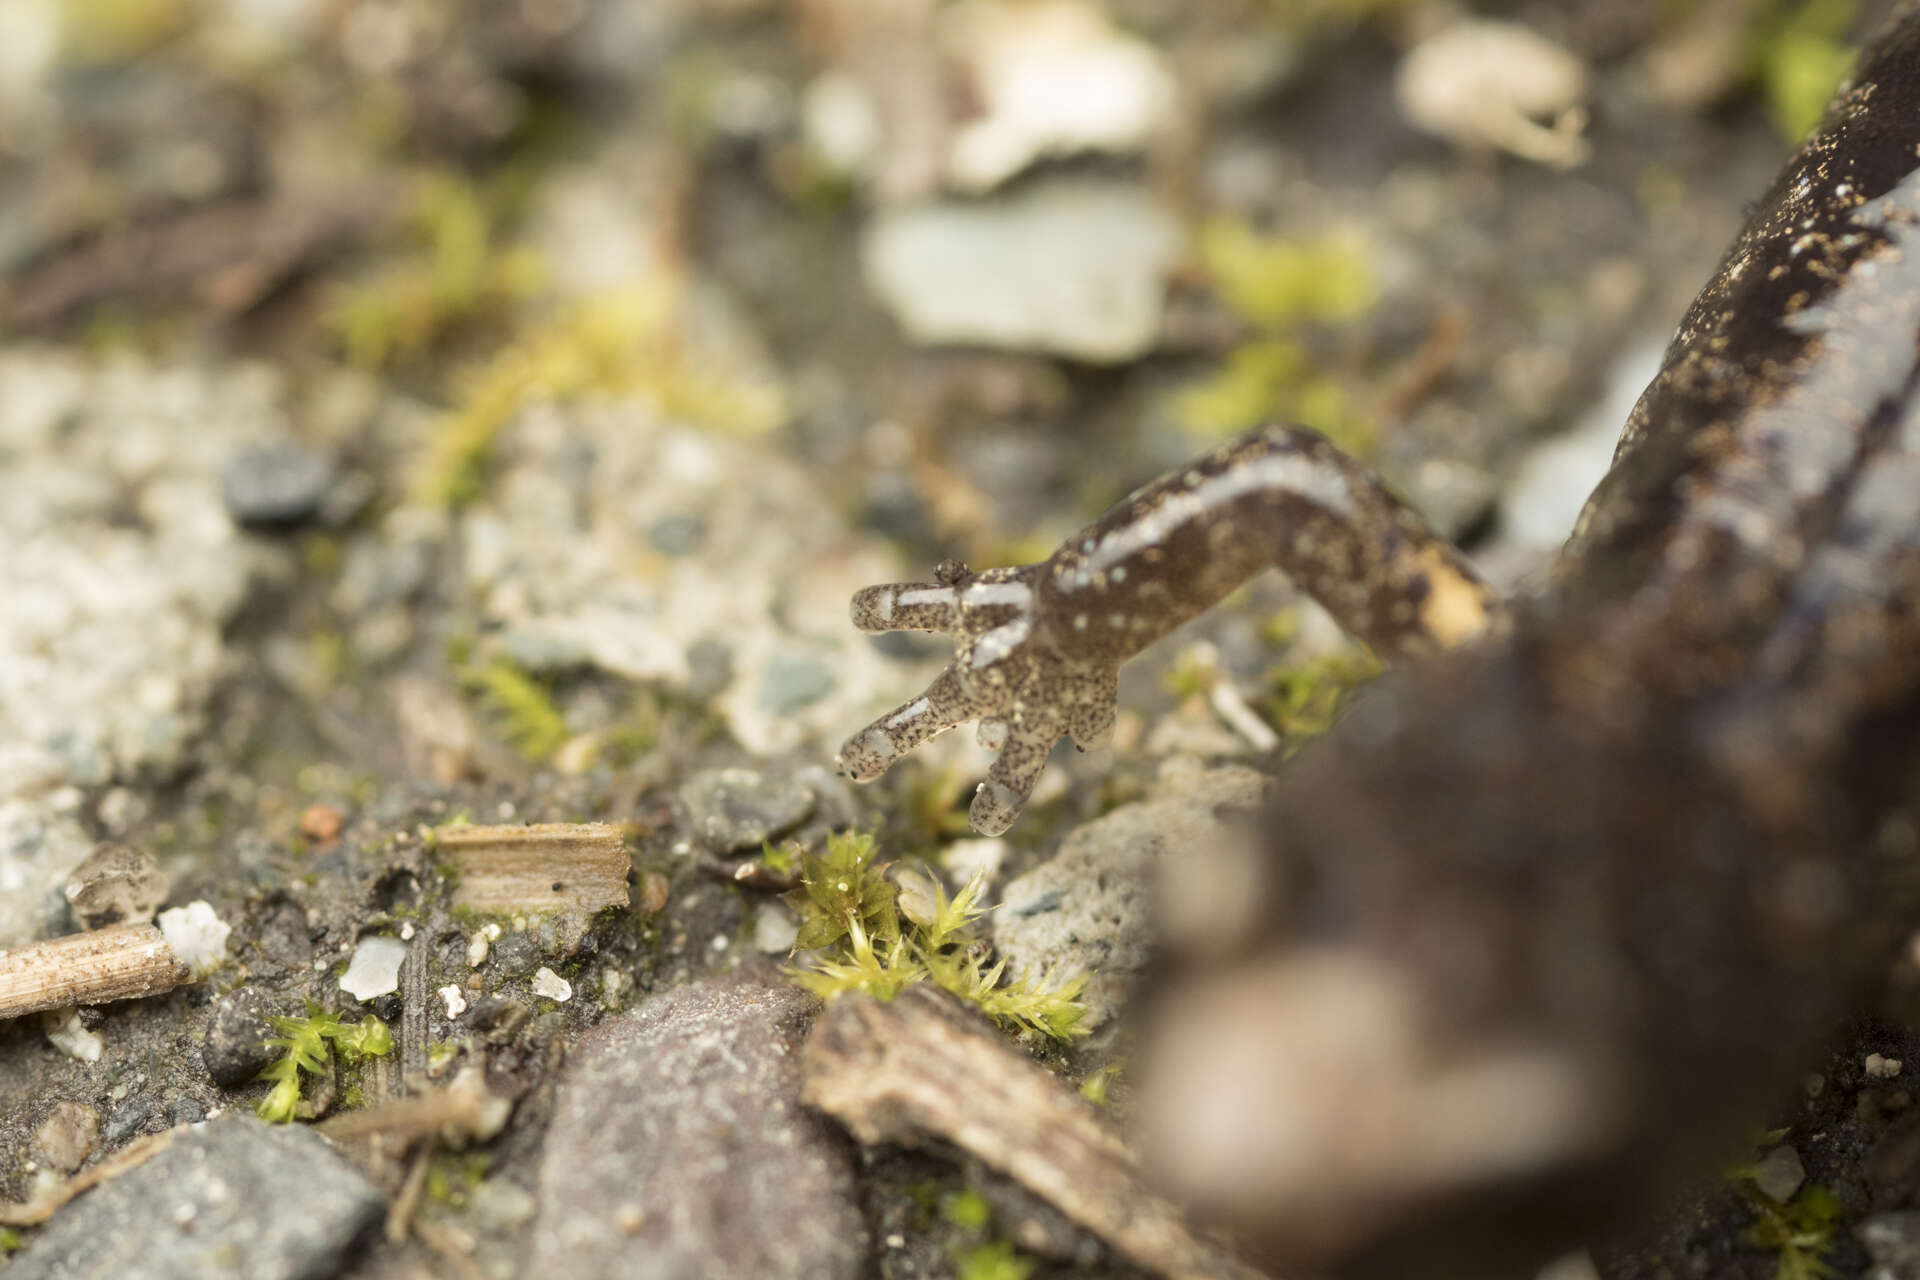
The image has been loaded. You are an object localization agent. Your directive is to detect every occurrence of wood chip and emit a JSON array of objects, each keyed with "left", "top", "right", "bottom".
[
  {"left": 801, "top": 986, "right": 1265, "bottom": 1280},
  {"left": 0, "top": 923, "right": 192, "bottom": 1021},
  {"left": 434, "top": 822, "right": 632, "bottom": 916}
]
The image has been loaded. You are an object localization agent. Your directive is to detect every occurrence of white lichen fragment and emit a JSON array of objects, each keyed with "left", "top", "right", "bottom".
[
  {"left": 42, "top": 1006, "right": 103, "bottom": 1062},
  {"left": 1395, "top": 19, "right": 1591, "bottom": 169},
  {"left": 439, "top": 984, "right": 469, "bottom": 1018},
  {"left": 753, "top": 903, "right": 801, "bottom": 954},
  {"left": 531, "top": 967, "right": 572, "bottom": 1002},
  {"left": 156, "top": 901, "right": 231, "bottom": 976},
  {"left": 340, "top": 934, "right": 408, "bottom": 1001}
]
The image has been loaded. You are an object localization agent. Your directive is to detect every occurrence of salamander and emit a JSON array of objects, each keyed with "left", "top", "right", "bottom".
[
  {"left": 836, "top": 428, "right": 1500, "bottom": 834},
  {"left": 838, "top": 7, "right": 1920, "bottom": 1278}
]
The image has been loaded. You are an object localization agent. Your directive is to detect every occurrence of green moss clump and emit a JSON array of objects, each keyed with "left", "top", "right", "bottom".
[
  {"left": 944, "top": 1189, "right": 1040, "bottom": 1280},
  {"left": 328, "top": 173, "right": 546, "bottom": 373},
  {"left": 426, "top": 1153, "right": 492, "bottom": 1208},
  {"left": 1260, "top": 647, "right": 1383, "bottom": 742},
  {"left": 1740, "top": 1182, "right": 1842, "bottom": 1280},
  {"left": 785, "top": 831, "right": 1088, "bottom": 1042},
  {"left": 953, "top": 1240, "right": 1037, "bottom": 1280},
  {"left": 1194, "top": 218, "right": 1376, "bottom": 331},
  {"left": 1078, "top": 1063, "right": 1122, "bottom": 1107},
  {"left": 1747, "top": 0, "right": 1858, "bottom": 143},
  {"left": 1178, "top": 218, "right": 1378, "bottom": 453},
  {"left": 256, "top": 1005, "right": 393, "bottom": 1124},
  {"left": 413, "top": 286, "right": 786, "bottom": 510},
  {"left": 459, "top": 659, "right": 568, "bottom": 762}
]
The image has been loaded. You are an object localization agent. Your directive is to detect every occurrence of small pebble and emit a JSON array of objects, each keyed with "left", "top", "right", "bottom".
[
  {"left": 64, "top": 843, "right": 169, "bottom": 931},
  {"left": 467, "top": 1179, "right": 538, "bottom": 1233},
  {"left": 753, "top": 904, "right": 800, "bottom": 954},
  {"left": 43, "top": 1008, "right": 103, "bottom": 1062},
  {"left": 1750, "top": 1145, "right": 1806, "bottom": 1204},
  {"left": 532, "top": 967, "right": 573, "bottom": 1002},
  {"left": 339, "top": 935, "right": 408, "bottom": 1001},
  {"left": 440, "top": 985, "right": 469, "bottom": 1018},
  {"left": 679, "top": 768, "right": 816, "bottom": 854},
  {"left": 1869, "top": 1053, "right": 1905, "bottom": 1079},
  {"left": 222, "top": 442, "right": 339, "bottom": 531},
  {"left": 489, "top": 931, "right": 542, "bottom": 980},
  {"left": 297, "top": 804, "right": 343, "bottom": 845},
  {"left": 102, "top": 1095, "right": 157, "bottom": 1146},
  {"left": 202, "top": 988, "right": 278, "bottom": 1087},
  {"left": 757, "top": 652, "right": 839, "bottom": 715},
  {"left": 31, "top": 1102, "right": 100, "bottom": 1174}
]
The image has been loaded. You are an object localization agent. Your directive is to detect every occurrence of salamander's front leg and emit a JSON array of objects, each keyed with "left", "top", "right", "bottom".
[{"left": 836, "top": 561, "right": 1123, "bottom": 835}]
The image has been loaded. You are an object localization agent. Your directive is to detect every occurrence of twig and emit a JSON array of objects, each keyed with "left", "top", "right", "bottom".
[
  {"left": 0, "top": 924, "right": 191, "bottom": 1021},
  {"left": 802, "top": 986, "right": 1262, "bottom": 1280},
  {"left": 319, "top": 1066, "right": 511, "bottom": 1148},
  {"left": 386, "top": 1144, "right": 433, "bottom": 1245}
]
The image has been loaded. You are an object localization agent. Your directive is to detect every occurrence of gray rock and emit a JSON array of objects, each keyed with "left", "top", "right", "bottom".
[
  {"left": 647, "top": 513, "right": 707, "bottom": 556},
  {"left": 488, "top": 931, "right": 544, "bottom": 980},
  {"left": 64, "top": 842, "right": 169, "bottom": 930},
  {"left": 684, "top": 637, "right": 735, "bottom": 703},
  {"left": 102, "top": 1095, "right": 158, "bottom": 1146},
  {"left": 6, "top": 1118, "right": 383, "bottom": 1280},
  {"left": 532, "top": 972, "right": 866, "bottom": 1280},
  {"left": 992, "top": 760, "right": 1269, "bottom": 1030},
  {"left": 332, "top": 537, "right": 434, "bottom": 615},
  {"left": 1860, "top": 1211, "right": 1920, "bottom": 1279},
  {"left": 757, "top": 652, "right": 838, "bottom": 715},
  {"left": 222, "top": 442, "right": 338, "bottom": 530},
  {"left": 861, "top": 177, "right": 1182, "bottom": 363},
  {"left": 30, "top": 1100, "right": 100, "bottom": 1174},
  {"left": 202, "top": 988, "right": 278, "bottom": 1088},
  {"left": 680, "top": 768, "right": 816, "bottom": 854},
  {"left": 166, "top": 1096, "right": 208, "bottom": 1127},
  {"left": 1751, "top": 1144, "right": 1806, "bottom": 1204}
]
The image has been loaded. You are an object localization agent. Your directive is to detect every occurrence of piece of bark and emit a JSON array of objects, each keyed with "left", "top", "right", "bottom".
[
  {"left": 0, "top": 924, "right": 191, "bottom": 1020},
  {"left": 434, "top": 822, "right": 632, "bottom": 916},
  {"left": 801, "top": 985, "right": 1263, "bottom": 1280}
]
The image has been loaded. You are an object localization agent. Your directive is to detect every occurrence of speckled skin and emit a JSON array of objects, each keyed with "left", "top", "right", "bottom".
[{"left": 837, "top": 424, "right": 1498, "bottom": 833}]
